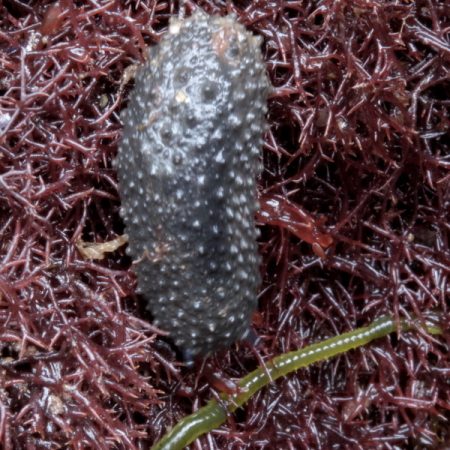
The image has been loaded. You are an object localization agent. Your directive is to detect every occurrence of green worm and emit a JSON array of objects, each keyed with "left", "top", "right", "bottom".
[{"left": 151, "top": 315, "right": 443, "bottom": 450}]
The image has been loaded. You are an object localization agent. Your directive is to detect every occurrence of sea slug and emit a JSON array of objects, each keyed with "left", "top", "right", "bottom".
[{"left": 116, "top": 12, "right": 269, "bottom": 356}]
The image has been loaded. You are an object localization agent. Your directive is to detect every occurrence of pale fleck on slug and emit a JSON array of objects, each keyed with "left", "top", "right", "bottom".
[{"left": 116, "top": 12, "right": 269, "bottom": 356}]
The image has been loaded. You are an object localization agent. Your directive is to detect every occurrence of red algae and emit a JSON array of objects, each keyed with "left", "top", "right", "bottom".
[
  {"left": 257, "top": 194, "right": 333, "bottom": 256},
  {"left": 0, "top": 1, "right": 449, "bottom": 449}
]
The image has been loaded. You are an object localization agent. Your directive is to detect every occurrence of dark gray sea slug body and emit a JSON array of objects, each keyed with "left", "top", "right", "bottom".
[{"left": 116, "top": 12, "right": 268, "bottom": 356}]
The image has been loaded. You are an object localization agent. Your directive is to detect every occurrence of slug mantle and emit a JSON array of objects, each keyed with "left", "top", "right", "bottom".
[{"left": 116, "top": 12, "right": 269, "bottom": 356}]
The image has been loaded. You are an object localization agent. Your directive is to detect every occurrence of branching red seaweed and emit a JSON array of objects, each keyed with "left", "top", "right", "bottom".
[{"left": 0, "top": 0, "right": 449, "bottom": 449}]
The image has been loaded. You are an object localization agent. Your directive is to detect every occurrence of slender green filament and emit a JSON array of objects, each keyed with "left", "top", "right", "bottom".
[{"left": 151, "top": 315, "right": 443, "bottom": 450}]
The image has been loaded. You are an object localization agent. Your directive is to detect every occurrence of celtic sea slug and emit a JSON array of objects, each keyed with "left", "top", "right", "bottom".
[{"left": 116, "top": 12, "right": 269, "bottom": 356}]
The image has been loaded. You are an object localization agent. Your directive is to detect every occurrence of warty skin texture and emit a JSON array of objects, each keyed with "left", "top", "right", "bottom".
[{"left": 116, "top": 12, "right": 269, "bottom": 357}]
